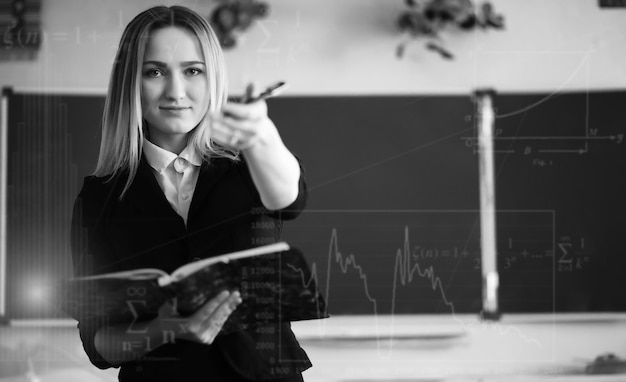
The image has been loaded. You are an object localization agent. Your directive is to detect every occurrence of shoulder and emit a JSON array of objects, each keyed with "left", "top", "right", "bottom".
[
  {"left": 77, "top": 173, "right": 127, "bottom": 209},
  {"left": 80, "top": 174, "right": 121, "bottom": 195}
]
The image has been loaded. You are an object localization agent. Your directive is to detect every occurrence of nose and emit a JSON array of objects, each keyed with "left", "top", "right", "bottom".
[{"left": 165, "top": 72, "right": 185, "bottom": 101}]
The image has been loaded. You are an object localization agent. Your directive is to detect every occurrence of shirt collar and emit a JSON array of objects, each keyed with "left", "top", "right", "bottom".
[
  {"left": 178, "top": 142, "right": 203, "bottom": 167},
  {"left": 143, "top": 138, "right": 202, "bottom": 174}
]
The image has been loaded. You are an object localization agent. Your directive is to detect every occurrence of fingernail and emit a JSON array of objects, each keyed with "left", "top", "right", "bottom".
[{"left": 219, "top": 290, "right": 230, "bottom": 298}]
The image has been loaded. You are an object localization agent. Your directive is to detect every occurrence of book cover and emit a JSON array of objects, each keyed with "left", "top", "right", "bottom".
[{"left": 60, "top": 243, "right": 328, "bottom": 333}]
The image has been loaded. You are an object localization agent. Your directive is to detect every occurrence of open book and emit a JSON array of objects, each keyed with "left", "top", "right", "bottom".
[{"left": 60, "top": 242, "right": 328, "bottom": 334}]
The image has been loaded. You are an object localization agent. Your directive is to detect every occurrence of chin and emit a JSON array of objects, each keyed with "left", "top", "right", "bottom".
[{"left": 158, "top": 121, "right": 197, "bottom": 133}]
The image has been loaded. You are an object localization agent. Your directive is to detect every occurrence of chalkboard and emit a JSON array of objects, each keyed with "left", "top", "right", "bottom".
[
  {"left": 272, "top": 93, "right": 626, "bottom": 315},
  {"left": 3, "top": 89, "right": 625, "bottom": 319}
]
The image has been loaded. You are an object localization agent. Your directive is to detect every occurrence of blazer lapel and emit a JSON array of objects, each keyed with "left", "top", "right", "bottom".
[
  {"left": 124, "top": 157, "right": 186, "bottom": 234},
  {"left": 187, "top": 157, "right": 233, "bottom": 225}
]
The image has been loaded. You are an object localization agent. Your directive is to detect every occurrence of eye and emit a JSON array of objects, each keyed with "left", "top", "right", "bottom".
[
  {"left": 185, "top": 67, "right": 203, "bottom": 76},
  {"left": 144, "top": 68, "right": 164, "bottom": 78}
]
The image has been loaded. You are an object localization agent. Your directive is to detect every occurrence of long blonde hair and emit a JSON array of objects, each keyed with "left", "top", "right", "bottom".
[{"left": 95, "top": 5, "right": 236, "bottom": 198}]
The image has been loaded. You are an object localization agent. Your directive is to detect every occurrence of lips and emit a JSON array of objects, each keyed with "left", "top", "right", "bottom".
[{"left": 160, "top": 106, "right": 190, "bottom": 110}]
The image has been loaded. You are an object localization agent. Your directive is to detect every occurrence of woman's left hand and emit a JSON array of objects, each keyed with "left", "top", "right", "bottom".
[
  {"left": 210, "top": 83, "right": 301, "bottom": 210},
  {"left": 210, "top": 86, "right": 280, "bottom": 152}
]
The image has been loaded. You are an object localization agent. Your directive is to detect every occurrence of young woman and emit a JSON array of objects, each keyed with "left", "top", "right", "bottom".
[{"left": 71, "top": 5, "right": 310, "bottom": 381}]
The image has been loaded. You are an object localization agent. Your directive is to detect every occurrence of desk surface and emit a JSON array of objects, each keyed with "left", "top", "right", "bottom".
[
  {"left": 292, "top": 313, "right": 626, "bottom": 381},
  {"left": 1, "top": 313, "right": 626, "bottom": 381}
]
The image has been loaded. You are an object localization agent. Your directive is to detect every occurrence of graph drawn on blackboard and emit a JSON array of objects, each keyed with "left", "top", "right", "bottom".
[
  {"left": 461, "top": 91, "right": 625, "bottom": 160},
  {"left": 283, "top": 210, "right": 554, "bottom": 357},
  {"left": 281, "top": 210, "right": 567, "bottom": 315}
]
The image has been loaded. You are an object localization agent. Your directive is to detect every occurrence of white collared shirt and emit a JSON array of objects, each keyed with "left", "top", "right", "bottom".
[{"left": 143, "top": 138, "right": 202, "bottom": 226}]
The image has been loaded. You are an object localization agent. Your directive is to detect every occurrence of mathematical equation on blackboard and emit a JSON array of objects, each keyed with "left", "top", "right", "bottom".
[{"left": 408, "top": 234, "right": 589, "bottom": 273}]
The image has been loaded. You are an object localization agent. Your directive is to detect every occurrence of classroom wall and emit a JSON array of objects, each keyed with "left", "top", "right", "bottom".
[{"left": 0, "top": 0, "right": 624, "bottom": 94}]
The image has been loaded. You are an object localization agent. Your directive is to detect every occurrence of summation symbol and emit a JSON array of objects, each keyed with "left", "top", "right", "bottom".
[{"left": 557, "top": 235, "right": 590, "bottom": 272}]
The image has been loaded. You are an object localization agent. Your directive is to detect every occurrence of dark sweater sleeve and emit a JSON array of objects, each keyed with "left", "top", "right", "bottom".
[
  {"left": 271, "top": 158, "right": 308, "bottom": 220},
  {"left": 238, "top": 155, "right": 308, "bottom": 221},
  {"left": 70, "top": 176, "right": 118, "bottom": 370}
]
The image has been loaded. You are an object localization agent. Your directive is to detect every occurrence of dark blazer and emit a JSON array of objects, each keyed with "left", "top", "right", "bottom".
[{"left": 71, "top": 154, "right": 311, "bottom": 381}]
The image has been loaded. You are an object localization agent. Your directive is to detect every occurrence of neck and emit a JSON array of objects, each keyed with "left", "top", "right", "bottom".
[{"left": 147, "top": 129, "right": 188, "bottom": 154}]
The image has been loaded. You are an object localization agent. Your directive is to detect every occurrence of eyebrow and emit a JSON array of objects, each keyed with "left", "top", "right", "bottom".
[{"left": 142, "top": 60, "right": 206, "bottom": 67}]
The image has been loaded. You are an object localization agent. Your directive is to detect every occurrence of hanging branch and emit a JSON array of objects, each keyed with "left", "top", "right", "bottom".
[
  {"left": 209, "top": 0, "right": 269, "bottom": 48},
  {"left": 397, "top": 0, "right": 504, "bottom": 60}
]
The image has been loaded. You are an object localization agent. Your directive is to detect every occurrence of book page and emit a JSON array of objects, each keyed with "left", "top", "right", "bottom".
[
  {"left": 71, "top": 268, "right": 167, "bottom": 281},
  {"left": 167, "top": 242, "right": 290, "bottom": 283}
]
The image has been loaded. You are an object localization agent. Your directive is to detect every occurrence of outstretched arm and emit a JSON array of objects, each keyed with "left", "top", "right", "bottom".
[{"left": 210, "top": 99, "right": 301, "bottom": 211}]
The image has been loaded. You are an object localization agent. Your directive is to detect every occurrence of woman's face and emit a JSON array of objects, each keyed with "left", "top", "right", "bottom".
[{"left": 141, "top": 26, "right": 208, "bottom": 149}]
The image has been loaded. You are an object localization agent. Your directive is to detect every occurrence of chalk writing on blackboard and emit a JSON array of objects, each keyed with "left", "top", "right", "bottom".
[
  {"left": 461, "top": 92, "right": 625, "bottom": 166},
  {"left": 286, "top": 225, "right": 545, "bottom": 350}
]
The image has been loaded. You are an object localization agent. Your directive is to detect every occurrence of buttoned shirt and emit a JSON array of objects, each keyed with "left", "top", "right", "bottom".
[{"left": 142, "top": 138, "right": 202, "bottom": 226}]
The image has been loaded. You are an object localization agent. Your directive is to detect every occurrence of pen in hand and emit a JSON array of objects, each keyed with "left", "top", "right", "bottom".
[
  {"left": 243, "top": 81, "right": 288, "bottom": 104},
  {"left": 216, "top": 82, "right": 287, "bottom": 147}
]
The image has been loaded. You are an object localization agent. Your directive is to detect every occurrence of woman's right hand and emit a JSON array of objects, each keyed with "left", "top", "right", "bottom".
[
  {"left": 93, "top": 291, "right": 241, "bottom": 367},
  {"left": 156, "top": 290, "right": 242, "bottom": 345}
]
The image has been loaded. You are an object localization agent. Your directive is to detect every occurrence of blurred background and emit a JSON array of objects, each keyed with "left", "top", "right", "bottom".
[
  {"left": 0, "top": 0, "right": 625, "bottom": 92},
  {"left": 0, "top": 0, "right": 625, "bottom": 381}
]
